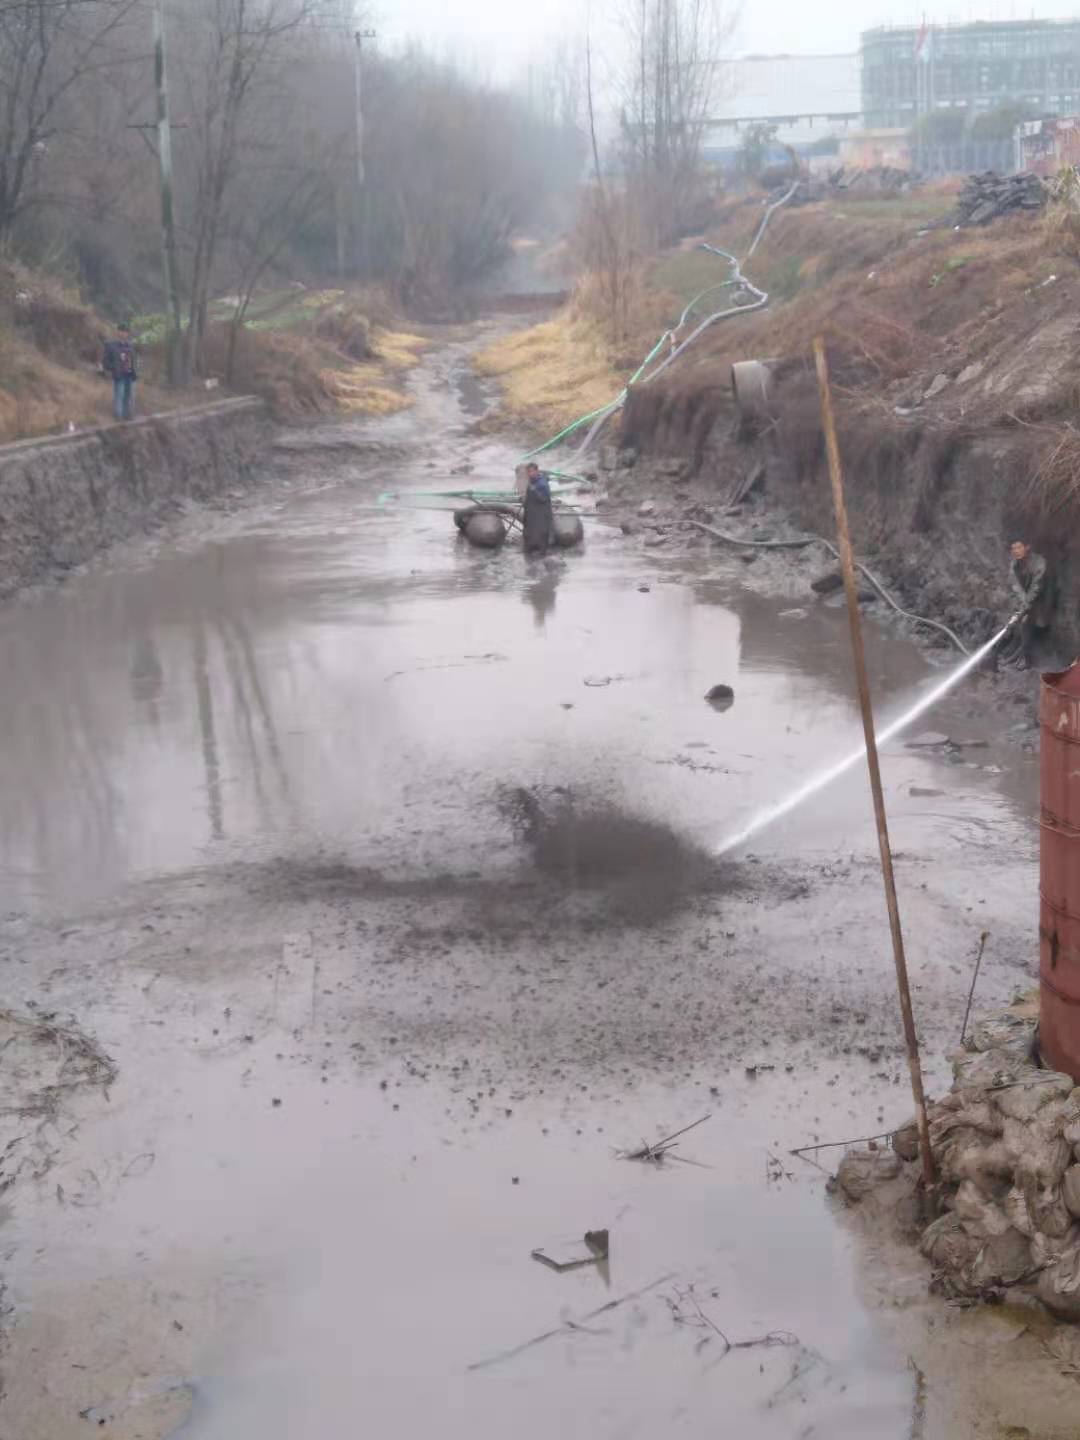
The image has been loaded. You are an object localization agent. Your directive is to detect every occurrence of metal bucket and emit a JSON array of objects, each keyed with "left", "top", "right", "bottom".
[{"left": 1040, "top": 661, "right": 1080, "bottom": 1079}]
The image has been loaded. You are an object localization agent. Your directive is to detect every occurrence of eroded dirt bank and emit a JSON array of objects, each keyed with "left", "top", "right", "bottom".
[
  {"left": 0, "top": 325, "right": 1074, "bottom": 1439},
  {"left": 0, "top": 397, "right": 266, "bottom": 598}
]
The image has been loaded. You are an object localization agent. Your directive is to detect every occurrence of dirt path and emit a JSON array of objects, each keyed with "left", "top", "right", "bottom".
[{"left": 0, "top": 325, "right": 1074, "bottom": 1438}]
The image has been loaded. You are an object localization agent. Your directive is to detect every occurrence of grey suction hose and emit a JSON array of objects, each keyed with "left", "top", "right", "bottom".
[{"left": 687, "top": 518, "right": 976, "bottom": 656}]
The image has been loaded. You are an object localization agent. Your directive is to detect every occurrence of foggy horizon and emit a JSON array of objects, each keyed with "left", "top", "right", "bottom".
[{"left": 384, "top": 0, "right": 1080, "bottom": 71}]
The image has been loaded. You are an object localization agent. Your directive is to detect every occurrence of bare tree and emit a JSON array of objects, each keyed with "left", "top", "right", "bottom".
[
  {"left": 172, "top": 0, "right": 315, "bottom": 375},
  {"left": 220, "top": 154, "right": 331, "bottom": 382},
  {"left": 0, "top": 0, "right": 139, "bottom": 240},
  {"left": 617, "top": 0, "right": 732, "bottom": 241}
]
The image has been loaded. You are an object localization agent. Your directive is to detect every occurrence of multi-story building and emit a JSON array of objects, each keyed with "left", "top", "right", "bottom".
[{"left": 861, "top": 18, "right": 1080, "bottom": 130}]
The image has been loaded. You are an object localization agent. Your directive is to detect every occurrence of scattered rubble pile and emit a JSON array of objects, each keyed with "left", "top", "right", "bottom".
[
  {"left": 947, "top": 171, "right": 1047, "bottom": 227},
  {"left": 838, "top": 999, "right": 1080, "bottom": 1321},
  {"left": 790, "top": 166, "right": 915, "bottom": 206}
]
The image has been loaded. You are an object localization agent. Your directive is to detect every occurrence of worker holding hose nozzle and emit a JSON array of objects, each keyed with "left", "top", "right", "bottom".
[{"left": 1003, "top": 539, "right": 1054, "bottom": 670}]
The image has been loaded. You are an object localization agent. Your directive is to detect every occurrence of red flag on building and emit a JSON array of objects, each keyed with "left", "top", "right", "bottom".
[{"left": 914, "top": 18, "right": 930, "bottom": 59}]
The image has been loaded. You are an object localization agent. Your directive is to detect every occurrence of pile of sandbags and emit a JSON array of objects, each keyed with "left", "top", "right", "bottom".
[
  {"left": 838, "top": 1001, "right": 1080, "bottom": 1321},
  {"left": 948, "top": 171, "right": 1047, "bottom": 227}
]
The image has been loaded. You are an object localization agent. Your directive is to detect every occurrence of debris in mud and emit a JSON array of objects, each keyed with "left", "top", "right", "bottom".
[
  {"left": 0, "top": 1009, "right": 117, "bottom": 1196},
  {"left": 583, "top": 673, "right": 632, "bottom": 687},
  {"left": 909, "top": 787, "right": 946, "bottom": 798},
  {"left": 618, "top": 1113, "right": 711, "bottom": 1164},
  {"left": 810, "top": 569, "right": 843, "bottom": 596},
  {"left": 531, "top": 1228, "right": 610, "bottom": 1272},
  {"left": 667, "top": 1285, "right": 801, "bottom": 1362},
  {"left": 468, "top": 1273, "right": 676, "bottom": 1372},
  {"left": 905, "top": 732, "right": 950, "bottom": 749},
  {"left": 705, "top": 683, "right": 735, "bottom": 710},
  {"left": 947, "top": 170, "right": 1046, "bottom": 227}
]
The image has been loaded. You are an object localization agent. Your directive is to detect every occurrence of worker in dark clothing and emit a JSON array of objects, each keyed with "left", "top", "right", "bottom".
[
  {"left": 1007, "top": 539, "right": 1053, "bottom": 669},
  {"left": 522, "top": 461, "right": 555, "bottom": 556},
  {"left": 102, "top": 323, "right": 137, "bottom": 421}
]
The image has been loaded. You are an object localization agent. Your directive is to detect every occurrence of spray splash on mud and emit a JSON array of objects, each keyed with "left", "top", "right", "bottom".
[{"left": 500, "top": 784, "right": 742, "bottom": 920}]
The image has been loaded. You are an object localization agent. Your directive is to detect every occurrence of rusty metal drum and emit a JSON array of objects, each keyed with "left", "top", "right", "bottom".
[{"left": 1040, "top": 662, "right": 1080, "bottom": 1079}]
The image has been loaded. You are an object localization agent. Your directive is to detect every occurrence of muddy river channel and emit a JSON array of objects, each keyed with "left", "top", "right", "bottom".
[{"left": 0, "top": 332, "right": 1072, "bottom": 1438}]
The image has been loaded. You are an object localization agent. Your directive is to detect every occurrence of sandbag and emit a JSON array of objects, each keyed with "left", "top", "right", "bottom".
[
  {"left": 921, "top": 1213, "right": 979, "bottom": 1272},
  {"left": 1037, "top": 1246, "right": 1080, "bottom": 1321},
  {"left": 835, "top": 1148, "right": 901, "bottom": 1202},
  {"left": 995, "top": 1073, "right": 1076, "bottom": 1124},
  {"left": 966, "top": 1228, "right": 1033, "bottom": 1290},
  {"left": 951, "top": 1048, "right": 1027, "bottom": 1089},
  {"left": 1021, "top": 1178, "right": 1074, "bottom": 1239},
  {"left": 952, "top": 1179, "right": 1012, "bottom": 1239},
  {"left": 1004, "top": 1116, "right": 1072, "bottom": 1188},
  {"left": 1031, "top": 1224, "right": 1080, "bottom": 1268},
  {"left": 1064, "top": 1165, "right": 1080, "bottom": 1219},
  {"left": 970, "top": 1009, "right": 1038, "bottom": 1062},
  {"left": 892, "top": 1120, "right": 920, "bottom": 1163},
  {"left": 1004, "top": 1185, "right": 1034, "bottom": 1237}
]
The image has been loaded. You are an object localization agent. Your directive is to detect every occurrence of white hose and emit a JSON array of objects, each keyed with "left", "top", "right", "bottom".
[{"left": 574, "top": 182, "right": 799, "bottom": 459}]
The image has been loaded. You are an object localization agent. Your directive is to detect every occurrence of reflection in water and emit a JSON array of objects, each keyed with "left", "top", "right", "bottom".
[
  {"left": 192, "top": 621, "right": 225, "bottom": 841},
  {"left": 0, "top": 436, "right": 1036, "bottom": 910},
  {"left": 523, "top": 564, "right": 560, "bottom": 630},
  {"left": 129, "top": 634, "right": 164, "bottom": 726}
]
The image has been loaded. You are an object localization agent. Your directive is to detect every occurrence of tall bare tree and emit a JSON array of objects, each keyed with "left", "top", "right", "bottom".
[
  {"left": 618, "top": 0, "right": 732, "bottom": 240},
  {"left": 0, "top": 0, "right": 139, "bottom": 240},
  {"left": 172, "top": 0, "right": 315, "bottom": 375}
]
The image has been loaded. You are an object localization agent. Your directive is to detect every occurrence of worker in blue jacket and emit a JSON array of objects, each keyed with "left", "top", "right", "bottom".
[
  {"left": 102, "top": 323, "right": 137, "bottom": 421},
  {"left": 522, "top": 461, "right": 555, "bottom": 555}
]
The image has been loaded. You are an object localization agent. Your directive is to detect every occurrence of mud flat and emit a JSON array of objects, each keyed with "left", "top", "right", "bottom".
[{"left": 0, "top": 328, "right": 1072, "bottom": 1438}]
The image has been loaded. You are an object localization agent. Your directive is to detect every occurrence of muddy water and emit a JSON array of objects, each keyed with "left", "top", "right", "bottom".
[{"left": 0, "top": 331, "right": 1061, "bottom": 1438}]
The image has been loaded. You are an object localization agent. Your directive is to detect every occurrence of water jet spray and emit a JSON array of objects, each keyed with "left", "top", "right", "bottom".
[{"left": 716, "top": 621, "right": 1013, "bottom": 856}]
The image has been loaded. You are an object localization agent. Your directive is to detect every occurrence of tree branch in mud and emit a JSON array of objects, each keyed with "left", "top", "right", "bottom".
[
  {"left": 667, "top": 1285, "right": 801, "bottom": 1359},
  {"left": 468, "top": 1273, "right": 677, "bottom": 1372},
  {"left": 617, "top": 1111, "right": 711, "bottom": 1163}
]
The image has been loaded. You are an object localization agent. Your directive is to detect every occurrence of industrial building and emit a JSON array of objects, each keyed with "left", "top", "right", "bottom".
[{"left": 861, "top": 18, "right": 1080, "bottom": 130}]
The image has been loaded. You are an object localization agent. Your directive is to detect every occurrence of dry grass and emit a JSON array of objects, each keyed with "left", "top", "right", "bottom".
[
  {"left": 475, "top": 309, "right": 628, "bottom": 435},
  {"left": 203, "top": 320, "right": 427, "bottom": 420},
  {"left": 1022, "top": 424, "right": 1080, "bottom": 522},
  {"left": 0, "top": 329, "right": 105, "bottom": 442}
]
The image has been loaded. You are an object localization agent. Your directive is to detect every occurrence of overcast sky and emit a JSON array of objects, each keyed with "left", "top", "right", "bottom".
[{"left": 380, "top": 0, "right": 1080, "bottom": 73}]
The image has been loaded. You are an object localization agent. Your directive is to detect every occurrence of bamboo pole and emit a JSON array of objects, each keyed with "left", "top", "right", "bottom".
[{"left": 813, "top": 337, "right": 936, "bottom": 1189}]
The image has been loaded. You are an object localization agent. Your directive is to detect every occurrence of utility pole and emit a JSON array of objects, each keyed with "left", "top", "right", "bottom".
[
  {"left": 153, "top": 0, "right": 184, "bottom": 385},
  {"left": 352, "top": 26, "right": 375, "bottom": 274},
  {"left": 353, "top": 28, "right": 375, "bottom": 187}
]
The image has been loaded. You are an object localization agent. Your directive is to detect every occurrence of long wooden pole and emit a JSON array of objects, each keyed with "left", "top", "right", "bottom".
[{"left": 813, "top": 337, "right": 936, "bottom": 1189}]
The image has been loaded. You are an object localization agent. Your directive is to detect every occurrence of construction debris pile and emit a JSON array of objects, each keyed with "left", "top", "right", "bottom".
[
  {"left": 839, "top": 1001, "right": 1080, "bottom": 1321},
  {"left": 790, "top": 166, "right": 914, "bottom": 206},
  {"left": 947, "top": 171, "right": 1047, "bottom": 227}
]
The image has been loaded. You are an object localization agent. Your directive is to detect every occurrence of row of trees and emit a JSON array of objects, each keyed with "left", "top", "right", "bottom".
[
  {"left": 0, "top": 0, "right": 585, "bottom": 377},
  {"left": 0, "top": 0, "right": 736, "bottom": 371},
  {"left": 576, "top": 0, "right": 733, "bottom": 343}
]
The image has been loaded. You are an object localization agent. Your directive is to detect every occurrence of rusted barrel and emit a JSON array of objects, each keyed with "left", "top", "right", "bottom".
[{"left": 1040, "top": 661, "right": 1080, "bottom": 1080}]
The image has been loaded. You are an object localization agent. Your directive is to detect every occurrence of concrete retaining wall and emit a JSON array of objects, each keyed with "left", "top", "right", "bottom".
[{"left": 0, "top": 397, "right": 268, "bottom": 598}]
